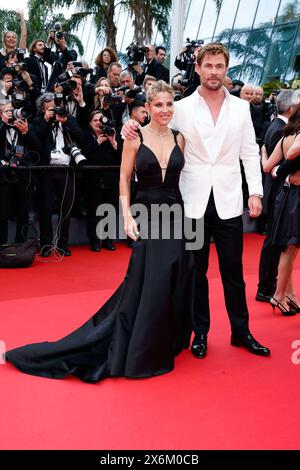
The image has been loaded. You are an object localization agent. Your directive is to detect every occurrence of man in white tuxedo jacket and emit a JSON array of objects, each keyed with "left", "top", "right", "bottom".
[
  {"left": 171, "top": 43, "right": 270, "bottom": 358},
  {"left": 122, "top": 43, "right": 270, "bottom": 358}
]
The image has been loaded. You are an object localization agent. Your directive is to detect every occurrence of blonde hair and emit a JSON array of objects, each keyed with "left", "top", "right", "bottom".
[
  {"left": 2, "top": 31, "right": 18, "bottom": 49},
  {"left": 146, "top": 80, "right": 174, "bottom": 103}
]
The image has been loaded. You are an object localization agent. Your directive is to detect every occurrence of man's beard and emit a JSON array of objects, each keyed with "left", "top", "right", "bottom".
[{"left": 202, "top": 79, "right": 223, "bottom": 91}]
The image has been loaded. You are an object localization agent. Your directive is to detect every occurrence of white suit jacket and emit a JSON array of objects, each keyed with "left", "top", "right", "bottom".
[{"left": 171, "top": 88, "right": 263, "bottom": 220}]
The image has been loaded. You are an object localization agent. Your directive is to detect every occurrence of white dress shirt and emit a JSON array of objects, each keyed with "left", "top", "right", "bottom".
[{"left": 170, "top": 87, "right": 263, "bottom": 219}]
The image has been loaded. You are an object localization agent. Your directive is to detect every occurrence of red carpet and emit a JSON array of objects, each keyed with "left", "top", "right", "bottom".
[{"left": 0, "top": 234, "right": 300, "bottom": 450}]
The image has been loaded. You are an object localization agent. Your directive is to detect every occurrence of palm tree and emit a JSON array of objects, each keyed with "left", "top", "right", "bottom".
[
  {"left": 0, "top": 9, "right": 23, "bottom": 44},
  {"left": 39, "top": 0, "right": 118, "bottom": 50},
  {"left": 217, "top": 0, "right": 300, "bottom": 83},
  {"left": 123, "top": 0, "right": 171, "bottom": 45},
  {"left": 0, "top": 2, "right": 84, "bottom": 55}
]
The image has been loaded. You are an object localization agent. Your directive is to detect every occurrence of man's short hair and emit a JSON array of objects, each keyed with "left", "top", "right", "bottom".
[
  {"left": 277, "top": 89, "right": 298, "bottom": 114},
  {"left": 107, "top": 62, "right": 122, "bottom": 73},
  {"left": 129, "top": 98, "right": 146, "bottom": 113},
  {"left": 196, "top": 42, "right": 230, "bottom": 67},
  {"left": 155, "top": 46, "right": 166, "bottom": 55},
  {"left": 0, "top": 67, "right": 14, "bottom": 80}
]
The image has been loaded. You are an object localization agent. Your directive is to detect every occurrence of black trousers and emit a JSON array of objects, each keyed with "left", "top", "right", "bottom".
[
  {"left": 0, "top": 180, "right": 29, "bottom": 245},
  {"left": 38, "top": 169, "right": 75, "bottom": 249},
  {"left": 83, "top": 176, "right": 119, "bottom": 244},
  {"left": 193, "top": 192, "right": 249, "bottom": 337},
  {"left": 257, "top": 185, "right": 282, "bottom": 295}
]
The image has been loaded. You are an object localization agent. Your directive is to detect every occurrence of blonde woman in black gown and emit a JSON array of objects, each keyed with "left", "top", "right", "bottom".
[{"left": 6, "top": 81, "right": 195, "bottom": 383}]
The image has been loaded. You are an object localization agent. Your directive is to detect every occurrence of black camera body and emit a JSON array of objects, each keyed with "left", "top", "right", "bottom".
[
  {"left": 55, "top": 31, "right": 65, "bottom": 40},
  {"left": 58, "top": 79, "right": 77, "bottom": 96},
  {"left": 124, "top": 86, "right": 143, "bottom": 100},
  {"left": 103, "top": 93, "right": 124, "bottom": 107},
  {"left": 185, "top": 38, "right": 204, "bottom": 56},
  {"left": 126, "top": 43, "right": 149, "bottom": 66},
  {"left": 53, "top": 106, "right": 68, "bottom": 118},
  {"left": 99, "top": 116, "right": 115, "bottom": 136},
  {"left": 9, "top": 93, "right": 32, "bottom": 123}
]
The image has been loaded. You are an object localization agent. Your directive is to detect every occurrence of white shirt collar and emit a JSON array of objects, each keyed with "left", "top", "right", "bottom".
[
  {"left": 277, "top": 114, "right": 288, "bottom": 124},
  {"left": 195, "top": 85, "right": 230, "bottom": 102}
]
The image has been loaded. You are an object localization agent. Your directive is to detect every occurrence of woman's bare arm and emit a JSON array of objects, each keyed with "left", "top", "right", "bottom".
[
  {"left": 286, "top": 133, "right": 300, "bottom": 160},
  {"left": 17, "top": 10, "right": 27, "bottom": 50},
  {"left": 261, "top": 139, "right": 283, "bottom": 173},
  {"left": 119, "top": 138, "right": 140, "bottom": 240}
]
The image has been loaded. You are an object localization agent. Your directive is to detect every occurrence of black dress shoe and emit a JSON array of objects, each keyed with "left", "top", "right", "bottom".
[
  {"left": 58, "top": 247, "right": 72, "bottom": 256},
  {"left": 191, "top": 334, "right": 207, "bottom": 359},
  {"left": 90, "top": 242, "right": 101, "bottom": 252},
  {"left": 255, "top": 291, "right": 272, "bottom": 303},
  {"left": 102, "top": 240, "right": 116, "bottom": 251},
  {"left": 40, "top": 246, "right": 51, "bottom": 257},
  {"left": 231, "top": 333, "right": 271, "bottom": 357}
]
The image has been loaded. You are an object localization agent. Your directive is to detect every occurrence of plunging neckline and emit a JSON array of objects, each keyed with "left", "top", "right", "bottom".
[{"left": 140, "top": 143, "right": 179, "bottom": 184}]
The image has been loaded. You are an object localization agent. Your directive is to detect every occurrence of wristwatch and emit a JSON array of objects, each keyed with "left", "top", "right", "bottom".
[{"left": 250, "top": 194, "right": 263, "bottom": 198}]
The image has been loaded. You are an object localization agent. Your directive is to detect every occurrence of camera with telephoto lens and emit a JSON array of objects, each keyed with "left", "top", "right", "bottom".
[
  {"left": 54, "top": 92, "right": 64, "bottom": 106},
  {"left": 103, "top": 92, "right": 124, "bottom": 106},
  {"left": 9, "top": 93, "right": 32, "bottom": 123},
  {"left": 126, "top": 43, "right": 149, "bottom": 66},
  {"left": 185, "top": 38, "right": 204, "bottom": 60},
  {"left": 174, "top": 91, "right": 183, "bottom": 101},
  {"left": 57, "top": 79, "right": 77, "bottom": 96},
  {"left": 99, "top": 116, "right": 115, "bottom": 136},
  {"left": 124, "top": 86, "right": 143, "bottom": 99},
  {"left": 53, "top": 106, "right": 68, "bottom": 118},
  {"left": 52, "top": 22, "right": 65, "bottom": 40},
  {"left": 12, "top": 76, "right": 28, "bottom": 92},
  {"left": 62, "top": 142, "right": 86, "bottom": 166}
]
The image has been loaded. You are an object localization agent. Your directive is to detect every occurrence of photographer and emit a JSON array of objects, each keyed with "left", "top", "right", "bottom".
[
  {"left": 155, "top": 46, "right": 169, "bottom": 82},
  {"left": 0, "top": 9, "right": 27, "bottom": 71},
  {"left": 25, "top": 39, "right": 51, "bottom": 93},
  {"left": 119, "top": 70, "right": 144, "bottom": 123},
  {"left": 263, "top": 90, "right": 278, "bottom": 123},
  {"left": 4, "top": 50, "right": 40, "bottom": 111},
  {"left": 133, "top": 44, "right": 168, "bottom": 85},
  {"left": 0, "top": 103, "right": 38, "bottom": 245},
  {"left": 82, "top": 110, "right": 121, "bottom": 252},
  {"left": 45, "top": 25, "right": 78, "bottom": 92},
  {"left": 54, "top": 73, "right": 90, "bottom": 129},
  {"left": 174, "top": 39, "right": 203, "bottom": 96},
  {"left": 31, "top": 93, "right": 84, "bottom": 257}
]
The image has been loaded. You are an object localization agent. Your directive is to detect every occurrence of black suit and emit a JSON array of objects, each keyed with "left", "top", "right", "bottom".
[
  {"left": 44, "top": 45, "right": 78, "bottom": 91},
  {"left": 82, "top": 129, "right": 121, "bottom": 244},
  {"left": 257, "top": 117, "right": 286, "bottom": 296},
  {"left": 0, "top": 122, "right": 39, "bottom": 244},
  {"left": 25, "top": 55, "right": 49, "bottom": 93},
  {"left": 135, "top": 59, "right": 168, "bottom": 85},
  {"left": 31, "top": 115, "right": 83, "bottom": 249}
]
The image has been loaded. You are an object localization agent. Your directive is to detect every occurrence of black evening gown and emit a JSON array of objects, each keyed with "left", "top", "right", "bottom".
[
  {"left": 270, "top": 150, "right": 300, "bottom": 247},
  {"left": 6, "top": 131, "right": 195, "bottom": 383}
]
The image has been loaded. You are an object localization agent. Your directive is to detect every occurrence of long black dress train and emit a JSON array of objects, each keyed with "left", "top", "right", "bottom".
[{"left": 6, "top": 131, "right": 195, "bottom": 383}]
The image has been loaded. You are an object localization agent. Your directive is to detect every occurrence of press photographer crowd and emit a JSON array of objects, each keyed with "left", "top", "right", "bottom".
[{"left": 0, "top": 15, "right": 299, "bottom": 262}]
